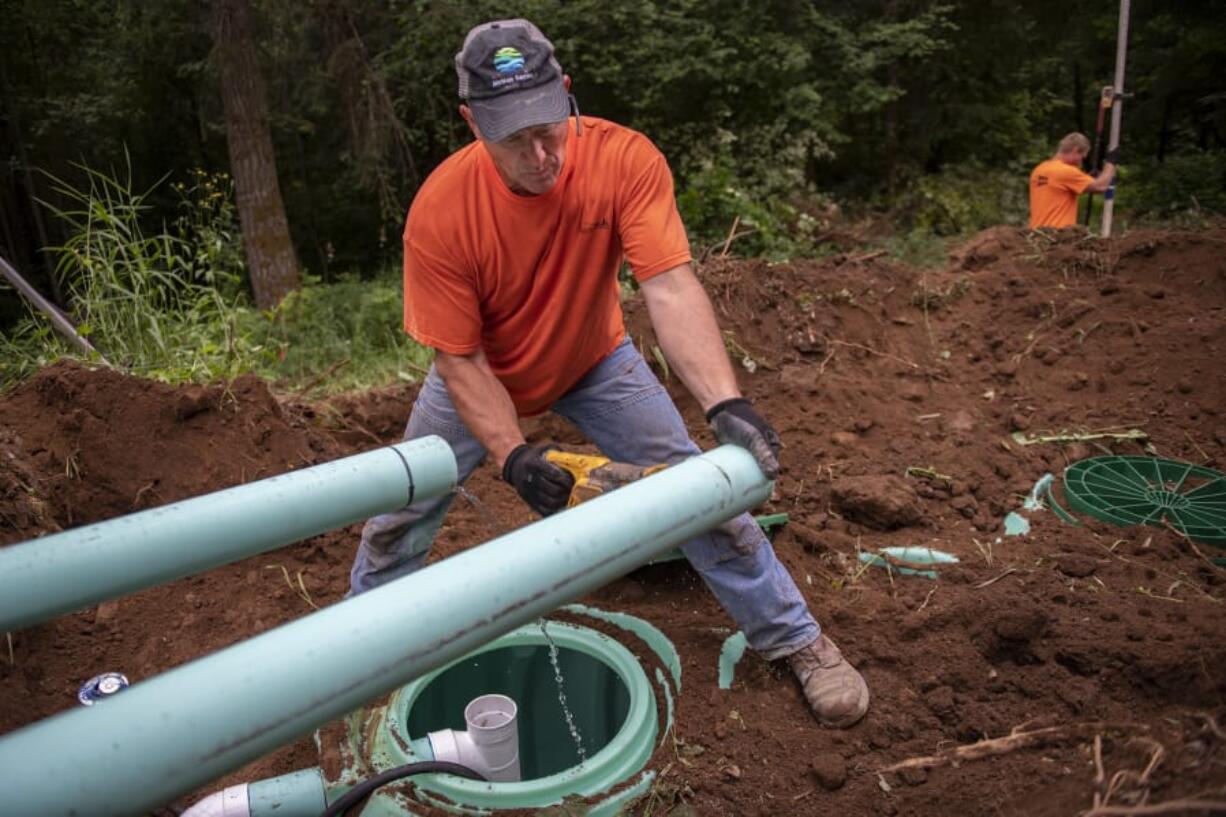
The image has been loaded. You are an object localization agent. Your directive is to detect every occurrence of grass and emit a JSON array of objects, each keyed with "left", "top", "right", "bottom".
[
  {"left": 245, "top": 274, "right": 433, "bottom": 395},
  {"left": 264, "top": 564, "right": 320, "bottom": 610},
  {"left": 3, "top": 272, "right": 434, "bottom": 396},
  {"left": 879, "top": 229, "right": 960, "bottom": 268},
  {"left": 910, "top": 277, "right": 971, "bottom": 310},
  {"left": 6, "top": 155, "right": 1220, "bottom": 396},
  {"left": 2, "top": 159, "right": 256, "bottom": 388},
  {"left": 1, "top": 161, "right": 432, "bottom": 395}
]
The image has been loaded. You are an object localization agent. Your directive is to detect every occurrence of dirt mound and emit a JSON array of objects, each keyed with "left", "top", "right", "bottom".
[
  {"left": 2, "top": 226, "right": 1225, "bottom": 816},
  {"left": 0, "top": 362, "right": 343, "bottom": 540},
  {"left": 0, "top": 363, "right": 372, "bottom": 793}
]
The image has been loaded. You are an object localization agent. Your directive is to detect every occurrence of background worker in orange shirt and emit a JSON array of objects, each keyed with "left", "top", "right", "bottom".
[
  {"left": 347, "top": 18, "right": 869, "bottom": 729},
  {"left": 1029, "top": 133, "right": 1119, "bottom": 228}
]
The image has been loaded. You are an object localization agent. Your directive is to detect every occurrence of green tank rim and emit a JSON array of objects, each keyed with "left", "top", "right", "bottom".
[{"left": 349, "top": 606, "right": 679, "bottom": 815}]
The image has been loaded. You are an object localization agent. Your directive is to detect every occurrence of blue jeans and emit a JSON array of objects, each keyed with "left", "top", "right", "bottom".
[{"left": 349, "top": 337, "right": 819, "bottom": 659}]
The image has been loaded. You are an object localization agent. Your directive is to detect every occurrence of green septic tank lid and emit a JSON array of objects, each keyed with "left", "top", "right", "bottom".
[{"left": 1062, "top": 456, "right": 1226, "bottom": 546}]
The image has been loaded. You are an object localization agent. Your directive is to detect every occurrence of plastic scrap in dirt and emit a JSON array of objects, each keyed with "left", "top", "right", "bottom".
[
  {"left": 754, "top": 512, "right": 789, "bottom": 536},
  {"left": 858, "top": 547, "right": 960, "bottom": 580},
  {"left": 1003, "top": 512, "right": 1031, "bottom": 537},
  {"left": 717, "top": 631, "right": 749, "bottom": 690},
  {"left": 1009, "top": 428, "right": 1147, "bottom": 447},
  {"left": 1022, "top": 473, "right": 1054, "bottom": 511},
  {"left": 1001, "top": 472, "right": 1055, "bottom": 536}
]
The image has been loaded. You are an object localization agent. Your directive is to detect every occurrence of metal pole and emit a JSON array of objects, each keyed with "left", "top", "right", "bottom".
[
  {"left": 0, "top": 437, "right": 457, "bottom": 632},
  {"left": 0, "top": 254, "right": 108, "bottom": 363},
  {"left": 1100, "top": 0, "right": 1131, "bottom": 238},
  {"left": 0, "top": 445, "right": 771, "bottom": 817}
]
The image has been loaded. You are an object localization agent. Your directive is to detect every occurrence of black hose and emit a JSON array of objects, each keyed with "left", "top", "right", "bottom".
[{"left": 317, "top": 761, "right": 488, "bottom": 817}]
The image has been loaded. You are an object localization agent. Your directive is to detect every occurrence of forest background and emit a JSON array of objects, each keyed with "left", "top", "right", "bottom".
[{"left": 1, "top": 0, "right": 1223, "bottom": 391}]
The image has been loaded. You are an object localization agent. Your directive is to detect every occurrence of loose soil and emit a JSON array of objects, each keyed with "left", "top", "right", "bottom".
[{"left": 2, "top": 226, "right": 1225, "bottom": 816}]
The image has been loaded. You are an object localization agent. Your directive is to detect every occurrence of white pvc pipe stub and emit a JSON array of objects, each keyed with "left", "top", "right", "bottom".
[
  {"left": 428, "top": 694, "right": 521, "bottom": 782},
  {"left": 181, "top": 783, "right": 250, "bottom": 817}
]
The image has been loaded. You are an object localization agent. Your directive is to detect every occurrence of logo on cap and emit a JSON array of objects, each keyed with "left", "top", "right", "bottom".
[{"left": 493, "top": 47, "right": 525, "bottom": 74}]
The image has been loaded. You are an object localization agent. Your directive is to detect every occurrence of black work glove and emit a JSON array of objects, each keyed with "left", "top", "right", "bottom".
[
  {"left": 502, "top": 444, "right": 575, "bottom": 517},
  {"left": 1104, "top": 147, "right": 1121, "bottom": 165},
  {"left": 706, "top": 398, "right": 781, "bottom": 480}
]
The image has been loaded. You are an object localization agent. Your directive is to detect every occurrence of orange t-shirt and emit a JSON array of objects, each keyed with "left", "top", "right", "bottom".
[
  {"left": 1029, "top": 159, "right": 1093, "bottom": 228},
  {"left": 402, "top": 117, "right": 691, "bottom": 415}
]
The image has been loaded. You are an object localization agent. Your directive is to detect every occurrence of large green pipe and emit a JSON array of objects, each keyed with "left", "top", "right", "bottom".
[
  {"left": 0, "top": 437, "right": 457, "bottom": 632},
  {"left": 0, "top": 445, "right": 771, "bottom": 817}
]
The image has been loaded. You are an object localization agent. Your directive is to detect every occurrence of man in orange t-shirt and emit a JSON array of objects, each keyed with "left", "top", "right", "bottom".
[
  {"left": 348, "top": 18, "right": 868, "bottom": 729},
  {"left": 1029, "top": 132, "right": 1118, "bottom": 228}
]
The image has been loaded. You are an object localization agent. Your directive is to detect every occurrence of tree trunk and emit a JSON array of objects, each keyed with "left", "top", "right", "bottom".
[
  {"left": 1073, "top": 61, "right": 1084, "bottom": 134},
  {"left": 321, "top": 1, "right": 365, "bottom": 154},
  {"left": 883, "top": 0, "right": 900, "bottom": 196},
  {"left": 214, "top": 0, "right": 300, "bottom": 309},
  {"left": 1157, "top": 95, "right": 1172, "bottom": 162},
  {"left": 885, "top": 60, "right": 899, "bottom": 196},
  {"left": 0, "top": 56, "right": 62, "bottom": 305},
  {"left": 319, "top": 0, "right": 417, "bottom": 219}
]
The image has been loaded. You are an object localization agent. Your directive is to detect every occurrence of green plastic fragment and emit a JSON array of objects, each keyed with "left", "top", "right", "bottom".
[
  {"left": 754, "top": 513, "right": 790, "bottom": 535},
  {"left": 717, "top": 631, "right": 749, "bottom": 690},
  {"left": 859, "top": 547, "right": 959, "bottom": 580},
  {"left": 656, "top": 667, "right": 675, "bottom": 739}
]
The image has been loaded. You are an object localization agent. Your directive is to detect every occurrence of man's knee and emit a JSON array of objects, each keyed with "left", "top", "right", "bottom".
[{"left": 681, "top": 516, "right": 765, "bottom": 571}]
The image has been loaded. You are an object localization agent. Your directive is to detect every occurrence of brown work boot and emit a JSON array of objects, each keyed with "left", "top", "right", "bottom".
[{"left": 788, "top": 634, "right": 869, "bottom": 728}]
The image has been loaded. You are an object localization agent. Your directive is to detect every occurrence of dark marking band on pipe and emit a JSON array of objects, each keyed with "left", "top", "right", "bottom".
[{"left": 389, "top": 445, "right": 417, "bottom": 506}]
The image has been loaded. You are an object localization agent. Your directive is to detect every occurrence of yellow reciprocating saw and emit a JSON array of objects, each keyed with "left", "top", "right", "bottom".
[{"left": 544, "top": 451, "right": 668, "bottom": 508}]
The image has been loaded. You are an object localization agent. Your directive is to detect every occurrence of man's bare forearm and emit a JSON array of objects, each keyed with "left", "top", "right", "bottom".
[
  {"left": 434, "top": 349, "right": 524, "bottom": 467},
  {"left": 641, "top": 264, "right": 741, "bottom": 412}
]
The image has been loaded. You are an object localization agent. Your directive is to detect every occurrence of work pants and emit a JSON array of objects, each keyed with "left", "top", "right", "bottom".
[{"left": 349, "top": 337, "right": 819, "bottom": 659}]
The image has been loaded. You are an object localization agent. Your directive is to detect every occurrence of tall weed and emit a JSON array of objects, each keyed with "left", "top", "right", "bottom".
[
  {"left": 2, "top": 159, "right": 430, "bottom": 394},
  {"left": 28, "top": 157, "right": 255, "bottom": 381}
]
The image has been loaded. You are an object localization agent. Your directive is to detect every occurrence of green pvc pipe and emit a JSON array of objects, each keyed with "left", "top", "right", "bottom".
[
  {"left": 0, "top": 437, "right": 457, "bottom": 632},
  {"left": 0, "top": 445, "right": 771, "bottom": 817},
  {"left": 249, "top": 768, "right": 327, "bottom": 817}
]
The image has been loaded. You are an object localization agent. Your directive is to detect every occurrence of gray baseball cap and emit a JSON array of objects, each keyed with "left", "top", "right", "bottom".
[{"left": 455, "top": 19, "right": 570, "bottom": 143}]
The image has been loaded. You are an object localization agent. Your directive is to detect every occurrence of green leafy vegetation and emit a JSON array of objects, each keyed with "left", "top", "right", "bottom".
[
  {"left": 9, "top": 159, "right": 256, "bottom": 384},
  {"left": 1119, "top": 152, "right": 1226, "bottom": 223},
  {"left": 2, "top": 0, "right": 1223, "bottom": 390},
  {"left": 249, "top": 274, "right": 433, "bottom": 395},
  {"left": 1, "top": 165, "right": 428, "bottom": 393}
]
